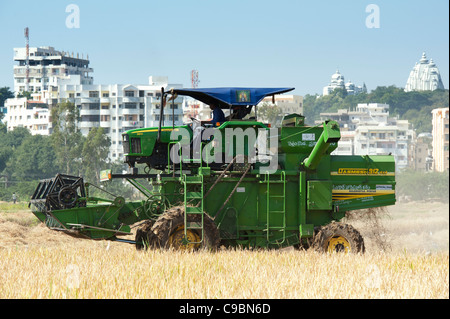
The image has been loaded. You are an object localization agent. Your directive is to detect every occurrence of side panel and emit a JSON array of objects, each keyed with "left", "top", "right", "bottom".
[{"left": 330, "top": 155, "right": 396, "bottom": 211}]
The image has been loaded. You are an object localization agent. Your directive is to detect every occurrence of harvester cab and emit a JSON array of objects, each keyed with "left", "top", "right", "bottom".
[
  {"left": 122, "top": 87, "right": 294, "bottom": 172},
  {"left": 29, "top": 86, "right": 396, "bottom": 253}
]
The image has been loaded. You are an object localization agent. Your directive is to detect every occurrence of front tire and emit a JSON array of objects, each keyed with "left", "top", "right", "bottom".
[{"left": 151, "top": 206, "right": 220, "bottom": 250}]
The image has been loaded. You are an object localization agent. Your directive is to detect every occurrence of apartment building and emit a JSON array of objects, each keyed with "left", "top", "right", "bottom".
[
  {"left": 431, "top": 107, "right": 449, "bottom": 172},
  {"left": 4, "top": 98, "right": 50, "bottom": 135},
  {"left": 57, "top": 76, "right": 184, "bottom": 160},
  {"left": 5, "top": 75, "right": 184, "bottom": 159},
  {"left": 13, "top": 46, "right": 93, "bottom": 94},
  {"left": 319, "top": 103, "right": 414, "bottom": 170}
]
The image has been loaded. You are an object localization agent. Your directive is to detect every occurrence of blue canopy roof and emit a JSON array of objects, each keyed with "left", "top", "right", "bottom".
[{"left": 172, "top": 87, "right": 294, "bottom": 109}]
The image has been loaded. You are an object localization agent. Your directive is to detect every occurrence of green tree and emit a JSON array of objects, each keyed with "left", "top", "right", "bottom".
[
  {"left": 0, "top": 87, "right": 14, "bottom": 121},
  {"left": 5, "top": 134, "right": 59, "bottom": 181},
  {"left": 17, "top": 91, "right": 32, "bottom": 100},
  {"left": 256, "top": 102, "right": 282, "bottom": 126},
  {"left": 51, "top": 100, "right": 85, "bottom": 175},
  {"left": 0, "top": 127, "right": 31, "bottom": 174},
  {"left": 81, "top": 127, "right": 111, "bottom": 182},
  {"left": 0, "top": 87, "right": 14, "bottom": 106}
]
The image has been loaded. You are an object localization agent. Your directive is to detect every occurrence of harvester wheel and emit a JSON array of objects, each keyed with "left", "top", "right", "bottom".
[
  {"left": 151, "top": 206, "right": 220, "bottom": 251},
  {"left": 312, "top": 222, "right": 365, "bottom": 254},
  {"left": 135, "top": 220, "right": 158, "bottom": 250}
]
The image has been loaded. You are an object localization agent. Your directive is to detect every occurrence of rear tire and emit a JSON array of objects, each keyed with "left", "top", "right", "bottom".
[
  {"left": 312, "top": 222, "right": 365, "bottom": 254},
  {"left": 151, "top": 206, "right": 220, "bottom": 250}
]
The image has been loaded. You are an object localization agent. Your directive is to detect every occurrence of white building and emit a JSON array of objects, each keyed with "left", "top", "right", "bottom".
[
  {"left": 323, "top": 70, "right": 365, "bottom": 96},
  {"left": 57, "top": 76, "right": 184, "bottom": 160},
  {"left": 353, "top": 121, "right": 412, "bottom": 170},
  {"left": 431, "top": 108, "right": 449, "bottom": 172},
  {"left": 4, "top": 98, "right": 50, "bottom": 135},
  {"left": 405, "top": 52, "right": 445, "bottom": 92},
  {"left": 5, "top": 75, "right": 184, "bottom": 160},
  {"left": 319, "top": 103, "right": 414, "bottom": 170},
  {"left": 13, "top": 46, "right": 93, "bottom": 95}
]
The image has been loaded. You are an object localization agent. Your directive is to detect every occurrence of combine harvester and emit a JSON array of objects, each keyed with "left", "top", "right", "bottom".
[{"left": 30, "top": 87, "right": 396, "bottom": 253}]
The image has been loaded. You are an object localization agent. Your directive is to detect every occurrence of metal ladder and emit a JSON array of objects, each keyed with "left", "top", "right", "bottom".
[
  {"left": 265, "top": 171, "right": 286, "bottom": 245},
  {"left": 183, "top": 174, "right": 204, "bottom": 245}
]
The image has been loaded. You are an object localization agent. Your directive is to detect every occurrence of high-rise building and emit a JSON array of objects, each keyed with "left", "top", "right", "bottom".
[
  {"left": 13, "top": 46, "right": 93, "bottom": 95},
  {"left": 405, "top": 52, "right": 445, "bottom": 92}
]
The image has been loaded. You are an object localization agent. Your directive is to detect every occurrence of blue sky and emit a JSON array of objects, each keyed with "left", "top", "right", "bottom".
[{"left": 0, "top": 0, "right": 448, "bottom": 96}]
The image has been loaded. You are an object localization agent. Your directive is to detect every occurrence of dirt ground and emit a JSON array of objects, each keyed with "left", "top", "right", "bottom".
[{"left": 0, "top": 200, "right": 448, "bottom": 254}]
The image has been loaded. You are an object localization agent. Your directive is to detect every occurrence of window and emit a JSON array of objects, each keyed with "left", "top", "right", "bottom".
[
  {"left": 102, "top": 92, "right": 109, "bottom": 97},
  {"left": 81, "top": 115, "right": 100, "bottom": 122},
  {"left": 125, "top": 91, "right": 135, "bottom": 97},
  {"left": 124, "top": 103, "right": 137, "bottom": 109},
  {"left": 89, "top": 91, "right": 99, "bottom": 98}
]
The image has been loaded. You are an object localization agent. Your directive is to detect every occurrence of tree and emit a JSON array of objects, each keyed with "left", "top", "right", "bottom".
[
  {"left": 0, "top": 87, "right": 14, "bottom": 107},
  {"left": 17, "top": 91, "right": 32, "bottom": 100},
  {"left": 256, "top": 102, "right": 282, "bottom": 126},
  {"left": 51, "top": 100, "right": 85, "bottom": 175},
  {"left": 81, "top": 127, "right": 111, "bottom": 182},
  {"left": 0, "top": 127, "right": 31, "bottom": 174},
  {"left": 0, "top": 87, "right": 14, "bottom": 121},
  {"left": 5, "top": 134, "right": 59, "bottom": 181}
]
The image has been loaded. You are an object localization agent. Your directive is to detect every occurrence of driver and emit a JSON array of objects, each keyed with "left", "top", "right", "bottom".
[{"left": 209, "top": 104, "right": 226, "bottom": 127}]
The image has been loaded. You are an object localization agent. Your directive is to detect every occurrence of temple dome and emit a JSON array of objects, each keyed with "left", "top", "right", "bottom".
[{"left": 405, "top": 52, "right": 444, "bottom": 92}]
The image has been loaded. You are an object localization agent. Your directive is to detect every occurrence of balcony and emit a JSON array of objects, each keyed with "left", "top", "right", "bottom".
[
  {"left": 121, "top": 108, "right": 141, "bottom": 115},
  {"left": 79, "top": 121, "right": 100, "bottom": 128},
  {"left": 80, "top": 109, "right": 100, "bottom": 116},
  {"left": 122, "top": 96, "right": 141, "bottom": 103},
  {"left": 121, "top": 120, "right": 141, "bottom": 128},
  {"left": 81, "top": 97, "right": 99, "bottom": 104}
]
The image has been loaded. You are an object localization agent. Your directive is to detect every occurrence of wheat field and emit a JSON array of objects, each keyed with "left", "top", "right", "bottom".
[{"left": 0, "top": 201, "right": 448, "bottom": 299}]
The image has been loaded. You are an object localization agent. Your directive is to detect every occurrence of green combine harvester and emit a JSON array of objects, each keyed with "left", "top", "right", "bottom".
[{"left": 29, "top": 87, "right": 396, "bottom": 253}]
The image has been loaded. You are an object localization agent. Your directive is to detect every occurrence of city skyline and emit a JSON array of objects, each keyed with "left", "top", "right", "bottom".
[{"left": 0, "top": 0, "right": 448, "bottom": 96}]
